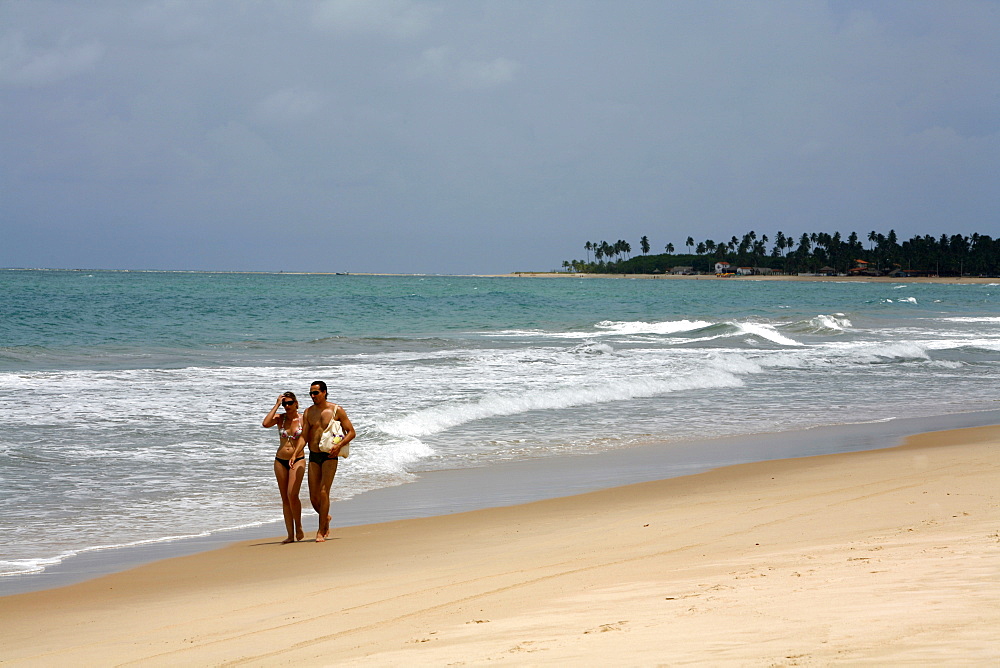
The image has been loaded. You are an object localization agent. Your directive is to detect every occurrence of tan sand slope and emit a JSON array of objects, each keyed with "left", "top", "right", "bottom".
[{"left": 1, "top": 426, "right": 998, "bottom": 666}]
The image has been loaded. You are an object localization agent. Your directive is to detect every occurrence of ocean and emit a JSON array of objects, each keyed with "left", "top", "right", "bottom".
[{"left": 2, "top": 270, "right": 999, "bottom": 584}]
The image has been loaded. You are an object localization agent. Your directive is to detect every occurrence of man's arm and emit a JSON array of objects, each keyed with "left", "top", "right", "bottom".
[
  {"left": 302, "top": 406, "right": 316, "bottom": 448},
  {"left": 336, "top": 407, "right": 356, "bottom": 447}
]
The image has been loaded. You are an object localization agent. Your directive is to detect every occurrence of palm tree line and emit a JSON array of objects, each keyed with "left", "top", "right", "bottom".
[
  {"left": 564, "top": 229, "right": 1000, "bottom": 276},
  {"left": 581, "top": 239, "right": 635, "bottom": 264}
]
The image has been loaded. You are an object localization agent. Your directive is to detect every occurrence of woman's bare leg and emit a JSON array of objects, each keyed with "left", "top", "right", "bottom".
[
  {"left": 287, "top": 461, "right": 305, "bottom": 541},
  {"left": 274, "top": 460, "right": 295, "bottom": 544}
]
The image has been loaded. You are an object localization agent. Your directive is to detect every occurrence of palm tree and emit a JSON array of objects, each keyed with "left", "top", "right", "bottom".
[
  {"left": 640, "top": 236, "right": 650, "bottom": 255},
  {"left": 830, "top": 231, "right": 842, "bottom": 271},
  {"left": 887, "top": 229, "right": 899, "bottom": 260},
  {"left": 739, "top": 233, "right": 752, "bottom": 257},
  {"left": 567, "top": 228, "right": 1000, "bottom": 278},
  {"left": 798, "top": 233, "right": 811, "bottom": 257},
  {"left": 686, "top": 236, "right": 694, "bottom": 254},
  {"left": 584, "top": 241, "right": 593, "bottom": 264}
]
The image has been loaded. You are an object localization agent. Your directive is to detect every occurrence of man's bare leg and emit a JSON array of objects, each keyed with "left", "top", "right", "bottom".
[
  {"left": 315, "top": 458, "right": 338, "bottom": 542},
  {"left": 307, "top": 459, "right": 323, "bottom": 540}
]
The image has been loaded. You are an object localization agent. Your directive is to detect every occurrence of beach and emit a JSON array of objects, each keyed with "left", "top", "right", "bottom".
[
  {"left": 506, "top": 272, "right": 1000, "bottom": 284},
  {"left": 2, "top": 423, "right": 997, "bottom": 665},
  {"left": 5, "top": 271, "right": 998, "bottom": 585},
  {"left": 2, "top": 269, "right": 1000, "bottom": 664}
]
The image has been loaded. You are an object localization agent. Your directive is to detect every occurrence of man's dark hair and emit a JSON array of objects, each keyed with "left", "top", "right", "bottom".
[{"left": 311, "top": 380, "right": 328, "bottom": 394}]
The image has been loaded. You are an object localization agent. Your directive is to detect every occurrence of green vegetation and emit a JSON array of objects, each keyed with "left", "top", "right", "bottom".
[{"left": 563, "top": 231, "right": 1000, "bottom": 277}]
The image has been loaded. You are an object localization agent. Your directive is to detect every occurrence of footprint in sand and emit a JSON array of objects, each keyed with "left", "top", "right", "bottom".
[{"left": 584, "top": 620, "right": 628, "bottom": 634}]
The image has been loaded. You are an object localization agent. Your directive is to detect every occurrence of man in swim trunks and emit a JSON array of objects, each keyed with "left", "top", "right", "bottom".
[{"left": 303, "top": 380, "right": 356, "bottom": 542}]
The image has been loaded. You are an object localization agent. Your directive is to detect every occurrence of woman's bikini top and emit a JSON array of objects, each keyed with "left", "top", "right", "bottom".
[{"left": 279, "top": 414, "right": 303, "bottom": 440}]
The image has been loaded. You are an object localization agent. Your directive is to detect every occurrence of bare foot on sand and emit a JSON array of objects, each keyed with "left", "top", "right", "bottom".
[
  {"left": 316, "top": 516, "right": 332, "bottom": 542},
  {"left": 296, "top": 528, "right": 305, "bottom": 542},
  {"left": 281, "top": 536, "right": 295, "bottom": 545}
]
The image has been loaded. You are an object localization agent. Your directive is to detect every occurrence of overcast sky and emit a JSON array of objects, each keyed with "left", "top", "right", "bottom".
[{"left": 2, "top": 1, "right": 998, "bottom": 274}]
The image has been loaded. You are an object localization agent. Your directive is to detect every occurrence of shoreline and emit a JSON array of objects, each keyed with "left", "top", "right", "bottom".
[
  {"left": 4, "top": 408, "right": 1000, "bottom": 598},
  {"left": 502, "top": 271, "right": 1000, "bottom": 284},
  {"left": 4, "top": 267, "right": 997, "bottom": 284},
  {"left": 2, "top": 418, "right": 999, "bottom": 664}
]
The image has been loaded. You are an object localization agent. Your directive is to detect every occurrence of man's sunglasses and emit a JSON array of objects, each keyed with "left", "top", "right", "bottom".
[{"left": 309, "top": 391, "right": 321, "bottom": 396}]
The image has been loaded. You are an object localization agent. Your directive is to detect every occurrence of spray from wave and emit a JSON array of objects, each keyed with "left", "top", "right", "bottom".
[{"left": 379, "top": 369, "right": 744, "bottom": 438}]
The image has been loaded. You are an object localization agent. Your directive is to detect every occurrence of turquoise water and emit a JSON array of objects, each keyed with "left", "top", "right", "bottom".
[{"left": 2, "top": 270, "right": 999, "bottom": 578}]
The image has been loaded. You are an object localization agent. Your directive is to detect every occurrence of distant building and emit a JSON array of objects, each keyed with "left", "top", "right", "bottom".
[
  {"left": 671, "top": 266, "right": 694, "bottom": 275},
  {"left": 818, "top": 266, "right": 837, "bottom": 276},
  {"left": 736, "top": 266, "right": 753, "bottom": 276},
  {"left": 715, "top": 261, "right": 732, "bottom": 274},
  {"left": 849, "top": 259, "right": 879, "bottom": 276}
]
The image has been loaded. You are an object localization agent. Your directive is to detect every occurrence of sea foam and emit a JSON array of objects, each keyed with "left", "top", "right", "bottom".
[
  {"left": 378, "top": 368, "right": 744, "bottom": 438},
  {"left": 4, "top": 271, "right": 1000, "bottom": 585}
]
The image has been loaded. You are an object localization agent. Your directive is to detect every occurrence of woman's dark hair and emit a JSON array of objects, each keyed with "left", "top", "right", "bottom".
[
  {"left": 282, "top": 391, "right": 297, "bottom": 403},
  {"left": 310, "top": 380, "right": 327, "bottom": 394}
]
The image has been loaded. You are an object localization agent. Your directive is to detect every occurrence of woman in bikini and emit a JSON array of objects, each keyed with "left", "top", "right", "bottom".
[{"left": 262, "top": 391, "right": 306, "bottom": 543}]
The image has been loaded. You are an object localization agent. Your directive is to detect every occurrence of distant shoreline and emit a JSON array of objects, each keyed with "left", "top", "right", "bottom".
[
  {"left": 497, "top": 272, "right": 999, "bottom": 285},
  {"left": 319, "top": 271, "right": 1000, "bottom": 284},
  {"left": 3, "top": 267, "right": 996, "bottom": 284}
]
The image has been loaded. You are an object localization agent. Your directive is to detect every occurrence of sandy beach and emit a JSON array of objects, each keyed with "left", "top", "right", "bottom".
[
  {"left": 505, "top": 272, "right": 1000, "bottom": 284},
  {"left": 2, "top": 425, "right": 998, "bottom": 666}
]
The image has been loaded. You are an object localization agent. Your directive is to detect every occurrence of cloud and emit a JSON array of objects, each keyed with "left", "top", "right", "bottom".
[
  {"left": 311, "top": 0, "right": 436, "bottom": 38},
  {"left": 0, "top": 33, "right": 103, "bottom": 87},
  {"left": 457, "top": 55, "right": 519, "bottom": 89},
  {"left": 412, "top": 46, "right": 519, "bottom": 89},
  {"left": 251, "top": 87, "right": 326, "bottom": 124},
  {"left": 0, "top": 1, "right": 997, "bottom": 274}
]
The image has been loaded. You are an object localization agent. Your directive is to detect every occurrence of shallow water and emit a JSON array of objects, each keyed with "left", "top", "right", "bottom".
[{"left": 1, "top": 270, "right": 999, "bottom": 578}]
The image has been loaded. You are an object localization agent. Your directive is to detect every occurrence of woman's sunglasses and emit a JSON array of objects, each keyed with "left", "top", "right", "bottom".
[{"left": 282, "top": 400, "right": 295, "bottom": 407}]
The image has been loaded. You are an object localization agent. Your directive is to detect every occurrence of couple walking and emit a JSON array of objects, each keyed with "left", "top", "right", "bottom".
[{"left": 262, "top": 381, "right": 356, "bottom": 543}]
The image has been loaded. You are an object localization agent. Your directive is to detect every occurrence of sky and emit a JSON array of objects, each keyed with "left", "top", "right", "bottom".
[{"left": 1, "top": 1, "right": 998, "bottom": 274}]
